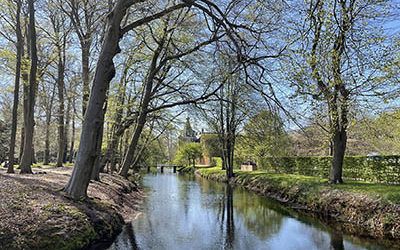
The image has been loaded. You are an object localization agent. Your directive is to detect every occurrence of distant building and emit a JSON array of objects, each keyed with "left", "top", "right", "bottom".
[
  {"left": 177, "top": 118, "right": 223, "bottom": 166},
  {"left": 178, "top": 117, "right": 199, "bottom": 143}
]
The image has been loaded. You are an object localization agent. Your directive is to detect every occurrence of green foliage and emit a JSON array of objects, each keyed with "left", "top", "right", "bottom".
[
  {"left": 200, "top": 134, "right": 222, "bottom": 158},
  {"left": 211, "top": 157, "right": 222, "bottom": 169},
  {"left": 257, "top": 156, "right": 400, "bottom": 184},
  {"left": 349, "top": 110, "right": 400, "bottom": 155},
  {"left": 174, "top": 142, "right": 203, "bottom": 167},
  {"left": 235, "top": 110, "right": 291, "bottom": 165},
  {"left": 135, "top": 130, "right": 167, "bottom": 167}
]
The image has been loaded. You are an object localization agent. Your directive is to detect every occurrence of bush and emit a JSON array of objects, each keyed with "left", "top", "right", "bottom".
[
  {"left": 174, "top": 143, "right": 203, "bottom": 167},
  {"left": 256, "top": 155, "right": 400, "bottom": 184}
]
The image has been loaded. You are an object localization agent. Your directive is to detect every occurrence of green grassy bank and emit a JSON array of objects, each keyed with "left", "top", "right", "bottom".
[{"left": 197, "top": 167, "right": 400, "bottom": 240}]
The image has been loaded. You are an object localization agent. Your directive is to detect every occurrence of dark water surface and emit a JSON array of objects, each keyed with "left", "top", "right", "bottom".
[{"left": 108, "top": 172, "right": 395, "bottom": 250}]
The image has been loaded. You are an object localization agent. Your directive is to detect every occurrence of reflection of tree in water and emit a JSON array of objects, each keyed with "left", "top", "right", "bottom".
[
  {"left": 224, "top": 184, "right": 234, "bottom": 249},
  {"left": 197, "top": 176, "right": 226, "bottom": 194},
  {"left": 108, "top": 223, "right": 139, "bottom": 250},
  {"left": 329, "top": 231, "right": 344, "bottom": 250},
  {"left": 233, "top": 188, "right": 284, "bottom": 240},
  {"left": 177, "top": 175, "right": 193, "bottom": 217}
]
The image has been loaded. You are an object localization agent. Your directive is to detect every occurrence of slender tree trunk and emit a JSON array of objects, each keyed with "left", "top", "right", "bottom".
[
  {"left": 99, "top": 133, "right": 117, "bottom": 173},
  {"left": 101, "top": 63, "right": 128, "bottom": 173},
  {"left": 119, "top": 113, "right": 147, "bottom": 177},
  {"left": 64, "top": 95, "right": 71, "bottom": 163},
  {"left": 32, "top": 145, "right": 37, "bottom": 164},
  {"left": 119, "top": 44, "right": 163, "bottom": 178},
  {"left": 8, "top": 0, "right": 23, "bottom": 173},
  {"left": 69, "top": 98, "right": 76, "bottom": 163},
  {"left": 20, "top": 0, "right": 38, "bottom": 174},
  {"left": 64, "top": 1, "right": 130, "bottom": 199},
  {"left": 43, "top": 120, "right": 51, "bottom": 165},
  {"left": 56, "top": 45, "right": 65, "bottom": 168},
  {"left": 81, "top": 42, "right": 90, "bottom": 116},
  {"left": 43, "top": 85, "right": 56, "bottom": 165},
  {"left": 19, "top": 126, "right": 24, "bottom": 162},
  {"left": 43, "top": 87, "right": 55, "bottom": 165}
]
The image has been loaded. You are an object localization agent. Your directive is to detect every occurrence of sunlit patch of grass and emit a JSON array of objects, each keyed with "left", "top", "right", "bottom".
[
  {"left": 32, "top": 162, "right": 75, "bottom": 169},
  {"left": 198, "top": 167, "right": 400, "bottom": 204},
  {"left": 335, "top": 181, "right": 400, "bottom": 204}
]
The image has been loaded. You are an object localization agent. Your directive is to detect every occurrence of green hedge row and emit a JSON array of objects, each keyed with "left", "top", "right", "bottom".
[{"left": 256, "top": 156, "right": 400, "bottom": 184}]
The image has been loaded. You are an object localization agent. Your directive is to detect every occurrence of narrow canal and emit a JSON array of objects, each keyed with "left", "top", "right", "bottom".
[{"left": 108, "top": 171, "right": 392, "bottom": 250}]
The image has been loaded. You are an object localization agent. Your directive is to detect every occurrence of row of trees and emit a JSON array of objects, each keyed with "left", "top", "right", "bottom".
[{"left": 0, "top": 0, "right": 398, "bottom": 198}]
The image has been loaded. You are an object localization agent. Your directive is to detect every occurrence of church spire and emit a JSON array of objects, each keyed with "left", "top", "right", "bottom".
[{"left": 184, "top": 117, "right": 195, "bottom": 137}]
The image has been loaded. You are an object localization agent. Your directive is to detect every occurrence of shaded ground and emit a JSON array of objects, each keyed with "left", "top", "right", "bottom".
[{"left": 0, "top": 167, "right": 142, "bottom": 250}]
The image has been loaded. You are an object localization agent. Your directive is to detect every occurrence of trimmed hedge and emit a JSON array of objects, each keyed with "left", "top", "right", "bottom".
[{"left": 257, "top": 156, "right": 400, "bottom": 184}]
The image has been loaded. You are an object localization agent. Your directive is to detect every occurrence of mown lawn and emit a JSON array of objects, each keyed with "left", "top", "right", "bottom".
[{"left": 198, "top": 167, "right": 400, "bottom": 204}]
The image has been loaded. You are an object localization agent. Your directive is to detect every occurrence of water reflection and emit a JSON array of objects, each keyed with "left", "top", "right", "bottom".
[
  {"left": 223, "top": 184, "right": 234, "bottom": 249},
  {"left": 108, "top": 172, "right": 394, "bottom": 250},
  {"left": 108, "top": 223, "right": 138, "bottom": 250},
  {"left": 330, "top": 231, "right": 344, "bottom": 250}
]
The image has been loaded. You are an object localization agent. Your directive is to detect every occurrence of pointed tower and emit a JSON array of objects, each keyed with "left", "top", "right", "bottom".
[
  {"left": 183, "top": 117, "right": 196, "bottom": 137},
  {"left": 179, "top": 117, "right": 197, "bottom": 143}
]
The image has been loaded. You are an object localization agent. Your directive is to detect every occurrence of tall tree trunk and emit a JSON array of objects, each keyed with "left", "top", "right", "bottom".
[
  {"left": 8, "top": 0, "right": 23, "bottom": 173},
  {"left": 64, "top": 94, "right": 71, "bottom": 163},
  {"left": 91, "top": 122, "right": 104, "bottom": 181},
  {"left": 19, "top": 126, "right": 24, "bottom": 162},
  {"left": 99, "top": 133, "right": 117, "bottom": 173},
  {"left": 119, "top": 43, "right": 163, "bottom": 178},
  {"left": 119, "top": 113, "right": 147, "bottom": 178},
  {"left": 43, "top": 120, "right": 51, "bottom": 165},
  {"left": 69, "top": 97, "right": 76, "bottom": 163},
  {"left": 100, "top": 64, "right": 127, "bottom": 173},
  {"left": 64, "top": 1, "right": 130, "bottom": 199},
  {"left": 91, "top": 101, "right": 108, "bottom": 180},
  {"left": 56, "top": 45, "right": 65, "bottom": 168},
  {"left": 81, "top": 42, "right": 90, "bottom": 116},
  {"left": 32, "top": 145, "right": 37, "bottom": 164},
  {"left": 329, "top": 2, "right": 350, "bottom": 184},
  {"left": 43, "top": 86, "right": 56, "bottom": 165},
  {"left": 20, "top": 0, "right": 38, "bottom": 174},
  {"left": 330, "top": 127, "right": 346, "bottom": 183},
  {"left": 329, "top": 97, "right": 348, "bottom": 184}
]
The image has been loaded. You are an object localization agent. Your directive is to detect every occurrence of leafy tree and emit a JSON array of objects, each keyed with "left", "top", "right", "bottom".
[
  {"left": 349, "top": 110, "right": 400, "bottom": 155},
  {"left": 200, "top": 134, "right": 222, "bottom": 159},
  {"left": 286, "top": 0, "right": 398, "bottom": 183},
  {"left": 174, "top": 142, "right": 203, "bottom": 167},
  {"left": 236, "top": 110, "right": 291, "bottom": 164}
]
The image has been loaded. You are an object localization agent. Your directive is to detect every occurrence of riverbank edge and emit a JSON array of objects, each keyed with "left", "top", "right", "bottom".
[
  {"left": 0, "top": 168, "right": 142, "bottom": 250},
  {"left": 195, "top": 168, "right": 400, "bottom": 241}
]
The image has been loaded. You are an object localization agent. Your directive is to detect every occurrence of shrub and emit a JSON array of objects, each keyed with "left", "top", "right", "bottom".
[{"left": 256, "top": 155, "right": 400, "bottom": 184}]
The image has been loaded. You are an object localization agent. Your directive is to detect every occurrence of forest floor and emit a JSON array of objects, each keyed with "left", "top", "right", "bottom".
[
  {"left": 0, "top": 166, "right": 143, "bottom": 250},
  {"left": 197, "top": 167, "right": 400, "bottom": 243}
]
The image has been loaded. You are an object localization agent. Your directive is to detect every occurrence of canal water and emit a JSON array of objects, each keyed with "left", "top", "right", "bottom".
[{"left": 108, "top": 171, "right": 393, "bottom": 250}]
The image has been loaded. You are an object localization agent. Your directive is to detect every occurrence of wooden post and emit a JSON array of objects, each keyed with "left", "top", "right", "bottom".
[
  {"left": 161, "top": 166, "right": 164, "bottom": 173},
  {"left": 173, "top": 166, "right": 176, "bottom": 173}
]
